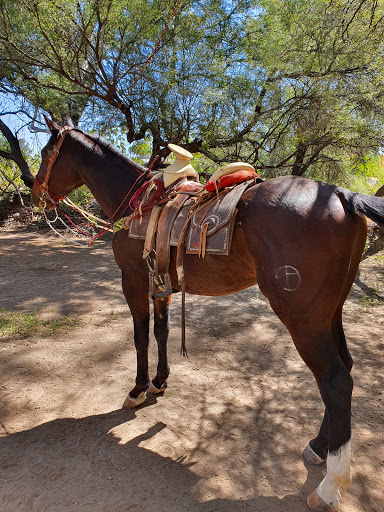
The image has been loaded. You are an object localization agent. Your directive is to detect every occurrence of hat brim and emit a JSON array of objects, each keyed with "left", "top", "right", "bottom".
[{"left": 209, "top": 162, "right": 255, "bottom": 182}]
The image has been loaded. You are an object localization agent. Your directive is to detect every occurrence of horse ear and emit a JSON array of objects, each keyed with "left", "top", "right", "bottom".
[
  {"left": 64, "top": 116, "right": 75, "bottom": 128},
  {"left": 43, "top": 114, "right": 61, "bottom": 134}
]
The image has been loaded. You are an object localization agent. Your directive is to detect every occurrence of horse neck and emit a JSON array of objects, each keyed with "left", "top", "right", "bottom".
[{"left": 71, "top": 135, "right": 145, "bottom": 219}]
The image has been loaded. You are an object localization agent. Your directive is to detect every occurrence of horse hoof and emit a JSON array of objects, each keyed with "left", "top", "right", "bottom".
[
  {"left": 123, "top": 391, "right": 146, "bottom": 408},
  {"left": 307, "top": 490, "right": 338, "bottom": 512},
  {"left": 303, "top": 444, "right": 326, "bottom": 465},
  {"left": 147, "top": 381, "right": 167, "bottom": 394}
]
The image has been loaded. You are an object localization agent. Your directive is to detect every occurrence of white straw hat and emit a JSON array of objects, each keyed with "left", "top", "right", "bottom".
[
  {"left": 163, "top": 144, "right": 199, "bottom": 187},
  {"left": 208, "top": 162, "right": 255, "bottom": 183}
]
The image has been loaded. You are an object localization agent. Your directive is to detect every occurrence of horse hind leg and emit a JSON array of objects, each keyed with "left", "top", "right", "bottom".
[
  {"left": 303, "top": 307, "right": 353, "bottom": 465},
  {"left": 303, "top": 219, "right": 366, "bottom": 466},
  {"left": 257, "top": 263, "right": 354, "bottom": 509},
  {"left": 148, "top": 295, "right": 171, "bottom": 394},
  {"left": 291, "top": 324, "right": 353, "bottom": 512},
  {"left": 256, "top": 297, "right": 353, "bottom": 509}
]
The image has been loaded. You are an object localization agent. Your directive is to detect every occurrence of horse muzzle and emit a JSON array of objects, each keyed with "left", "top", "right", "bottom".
[{"left": 31, "top": 178, "right": 55, "bottom": 210}]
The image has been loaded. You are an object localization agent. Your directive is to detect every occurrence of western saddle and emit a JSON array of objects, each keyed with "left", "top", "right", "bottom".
[{"left": 115, "top": 144, "right": 262, "bottom": 301}]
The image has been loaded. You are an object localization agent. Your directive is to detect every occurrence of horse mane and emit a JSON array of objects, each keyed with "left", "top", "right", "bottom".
[{"left": 72, "top": 128, "right": 147, "bottom": 174}]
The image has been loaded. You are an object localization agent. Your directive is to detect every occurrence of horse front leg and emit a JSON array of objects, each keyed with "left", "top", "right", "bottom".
[
  {"left": 148, "top": 295, "right": 172, "bottom": 394},
  {"left": 121, "top": 271, "right": 151, "bottom": 408}
]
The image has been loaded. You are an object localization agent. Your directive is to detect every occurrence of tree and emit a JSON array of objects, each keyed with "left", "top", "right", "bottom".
[
  {"left": 0, "top": 0, "right": 254, "bottom": 163},
  {"left": 237, "top": 0, "right": 384, "bottom": 179},
  {"left": 1, "top": 0, "right": 384, "bottom": 183},
  {"left": 0, "top": 118, "right": 34, "bottom": 188}
]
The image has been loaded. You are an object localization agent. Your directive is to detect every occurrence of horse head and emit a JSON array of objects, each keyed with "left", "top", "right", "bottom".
[{"left": 31, "top": 116, "right": 83, "bottom": 209}]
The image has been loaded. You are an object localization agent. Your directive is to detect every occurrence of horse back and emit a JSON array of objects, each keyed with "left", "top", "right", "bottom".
[{"left": 170, "top": 175, "right": 366, "bottom": 298}]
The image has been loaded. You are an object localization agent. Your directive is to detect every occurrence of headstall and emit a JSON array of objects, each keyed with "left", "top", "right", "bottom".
[
  {"left": 34, "top": 126, "right": 73, "bottom": 202},
  {"left": 33, "top": 126, "right": 152, "bottom": 245}
]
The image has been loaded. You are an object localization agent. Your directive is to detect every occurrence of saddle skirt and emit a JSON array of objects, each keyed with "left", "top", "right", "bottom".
[{"left": 128, "top": 178, "right": 255, "bottom": 257}]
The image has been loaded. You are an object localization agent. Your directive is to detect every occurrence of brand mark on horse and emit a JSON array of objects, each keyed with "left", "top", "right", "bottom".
[{"left": 275, "top": 265, "right": 302, "bottom": 292}]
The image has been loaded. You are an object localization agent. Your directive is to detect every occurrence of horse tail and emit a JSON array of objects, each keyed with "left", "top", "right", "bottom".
[{"left": 335, "top": 187, "right": 384, "bottom": 229}]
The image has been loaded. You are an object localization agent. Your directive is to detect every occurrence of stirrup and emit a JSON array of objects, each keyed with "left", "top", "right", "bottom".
[{"left": 149, "top": 272, "right": 173, "bottom": 299}]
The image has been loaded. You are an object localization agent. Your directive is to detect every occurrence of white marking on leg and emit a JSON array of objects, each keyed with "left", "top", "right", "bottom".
[
  {"left": 316, "top": 441, "right": 351, "bottom": 508},
  {"left": 148, "top": 381, "right": 166, "bottom": 394}
]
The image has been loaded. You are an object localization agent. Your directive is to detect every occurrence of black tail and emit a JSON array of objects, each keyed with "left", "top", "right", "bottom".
[{"left": 335, "top": 187, "right": 384, "bottom": 229}]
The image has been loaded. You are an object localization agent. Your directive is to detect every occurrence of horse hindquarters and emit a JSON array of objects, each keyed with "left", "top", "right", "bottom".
[{"left": 241, "top": 182, "right": 362, "bottom": 510}]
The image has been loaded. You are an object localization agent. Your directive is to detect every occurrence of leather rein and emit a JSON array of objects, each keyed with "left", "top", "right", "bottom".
[{"left": 34, "top": 127, "right": 149, "bottom": 224}]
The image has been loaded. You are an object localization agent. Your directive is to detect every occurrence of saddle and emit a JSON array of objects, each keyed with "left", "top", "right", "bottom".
[
  {"left": 116, "top": 162, "right": 262, "bottom": 356},
  {"left": 126, "top": 168, "right": 262, "bottom": 299}
]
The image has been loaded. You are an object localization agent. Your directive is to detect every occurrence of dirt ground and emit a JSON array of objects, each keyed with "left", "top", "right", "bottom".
[{"left": 0, "top": 228, "right": 383, "bottom": 512}]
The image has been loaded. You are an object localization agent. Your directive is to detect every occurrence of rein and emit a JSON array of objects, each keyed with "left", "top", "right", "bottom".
[{"left": 35, "top": 127, "right": 151, "bottom": 246}]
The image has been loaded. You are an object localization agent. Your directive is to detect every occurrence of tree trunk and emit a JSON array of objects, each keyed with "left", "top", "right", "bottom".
[
  {"left": 291, "top": 143, "right": 307, "bottom": 176},
  {"left": 0, "top": 119, "right": 35, "bottom": 188}
]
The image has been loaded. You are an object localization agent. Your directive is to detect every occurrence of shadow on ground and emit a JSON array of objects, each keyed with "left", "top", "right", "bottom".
[
  {"left": 0, "top": 407, "right": 327, "bottom": 512},
  {"left": 0, "top": 230, "right": 383, "bottom": 512}
]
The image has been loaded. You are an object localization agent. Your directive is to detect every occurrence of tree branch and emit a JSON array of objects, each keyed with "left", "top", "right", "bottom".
[{"left": 0, "top": 118, "right": 34, "bottom": 188}]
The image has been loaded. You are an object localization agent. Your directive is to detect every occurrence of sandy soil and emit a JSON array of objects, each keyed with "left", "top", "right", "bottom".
[{"left": 0, "top": 229, "right": 383, "bottom": 512}]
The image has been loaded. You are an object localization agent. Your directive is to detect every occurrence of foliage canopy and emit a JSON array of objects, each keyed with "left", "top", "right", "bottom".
[{"left": 1, "top": 0, "right": 384, "bottom": 189}]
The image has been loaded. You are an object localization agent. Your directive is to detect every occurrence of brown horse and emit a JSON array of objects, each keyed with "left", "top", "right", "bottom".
[{"left": 32, "top": 119, "right": 384, "bottom": 512}]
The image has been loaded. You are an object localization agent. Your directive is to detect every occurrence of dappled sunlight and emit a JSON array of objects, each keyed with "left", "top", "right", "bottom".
[
  {"left": 349, "top": 260, "right": 384, "bottom": 307},
  {"left": 0, "top": 230, "right": 382, "bottom": 511},
  {"left": 0, "top": 302, "right": 135, "bottom": 432},
  {"left": 0, "top": 413, "right": 318, "bottom": 512},
  {"left": 0, "top": 231, "right": 125, "bottom": 319},
  {"left": 262, "top": 176, "right": 340, "bottom": 224}
]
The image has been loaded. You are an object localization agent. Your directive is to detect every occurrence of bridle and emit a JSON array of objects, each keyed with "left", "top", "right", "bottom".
[
  {"left": 34, "top": 126, "right": 73, "bottom": 206},
  {"left": 33, "top": 125, "right": 151, "bottom": 229}
]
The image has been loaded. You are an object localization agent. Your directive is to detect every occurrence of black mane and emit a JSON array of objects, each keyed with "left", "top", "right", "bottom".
[{"left": 73, "top": 128, "right": 147, "bottom": 174}]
